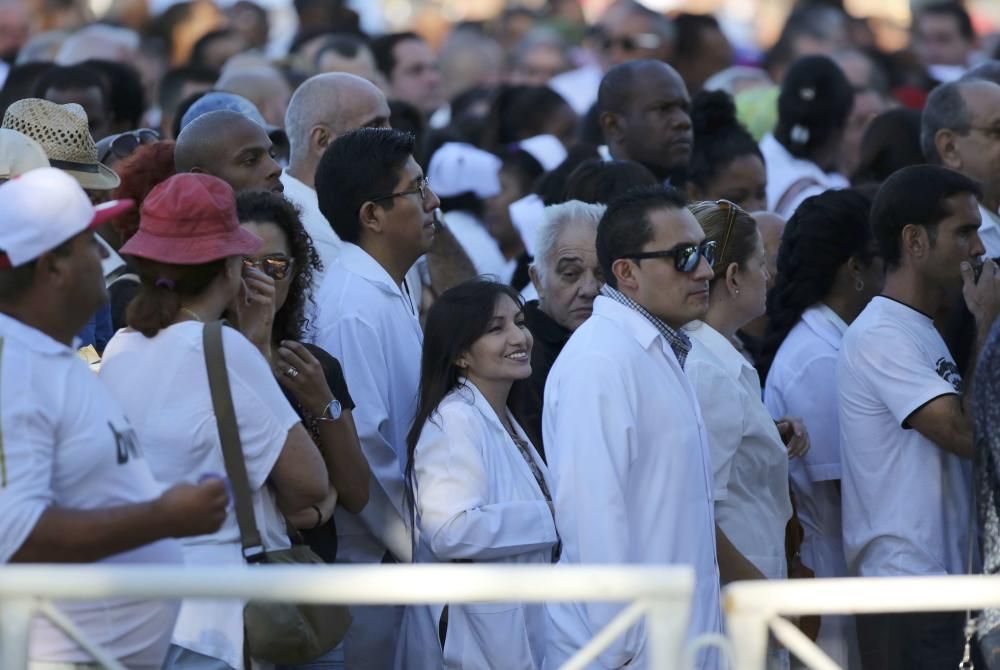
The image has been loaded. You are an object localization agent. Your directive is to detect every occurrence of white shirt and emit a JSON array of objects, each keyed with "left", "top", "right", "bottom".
[
  {"left": 759, "top": 133, "right": 849, "bottom": 219},
  {"left": 396, "top": 381, "right": 557, "bottom": 670},
  {"left": 281, "top": 170, "right": 342, "bottom": 286},
  {"left": 979, "top": 203, "right": 1000, "bottom": 258},
  {"left": 686, "top": 321, "right": 792, "bottom": 580},
  {"left": 542, "top": 297, "right": 722, "bottom": 670},
  {"left": 838, "top": 296, "right": 972, "bottom": 577},
  {"left": 101, "top": 322, "right": 299, "bottom": 670},
  {"left": 764, "top": 305, "right": 859, "bottom": 668},
  {"left": 444, "top": 209, "right": 517, "bottom": 284},
  {"left": 311, "top": 242, "right": 419, "bottom": 564},
  {"left": 0, "top": 313, "right": 183, "bottom": 669},
  {"left": 549, "top": 64, "right": 603, "bottom": 116}
]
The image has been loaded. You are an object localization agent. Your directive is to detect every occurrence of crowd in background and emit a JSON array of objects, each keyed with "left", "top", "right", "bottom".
[{"left": 4, "top": 0, "right": 1000, "bottom": 669}]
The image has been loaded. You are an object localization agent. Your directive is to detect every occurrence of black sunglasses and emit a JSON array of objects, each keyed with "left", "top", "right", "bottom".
[
  {"left": 620, "top": 240, "right": 717, "bottom": 273},
  {"left": 98, "top": 129, "right": 160, "bottom": 163},
  {"left": 243, "top": 254, "right": 295, "bottom": 281}
]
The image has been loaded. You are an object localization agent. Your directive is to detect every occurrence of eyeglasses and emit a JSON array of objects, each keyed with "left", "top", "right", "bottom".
[
  {"left": 371, "top": 176, "right": 431, "bottom": 204},
  {"left": 601, "top": 33, "right": 664, "bottom": 53},
  {"left": 97, "top": 129, "right": 160, "bottom": 164},
  {"left": 620, "top": 240, "right": 717, "bottom": 273},
  {"left": 243, "top": 254, "right": 295, "bottom": 281}
]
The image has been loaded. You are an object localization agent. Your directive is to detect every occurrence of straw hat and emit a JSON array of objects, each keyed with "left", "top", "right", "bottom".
[
  {"left": 0, "top": 129, "right": 49, "bottom": 181},
  {"left": 1, "top": 98, "right": 120, "bottom": 191}
]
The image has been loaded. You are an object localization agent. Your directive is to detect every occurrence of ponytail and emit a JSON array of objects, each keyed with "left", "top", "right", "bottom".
[{"left": 126, "top": 258, "right": 227, "bottom": 338}]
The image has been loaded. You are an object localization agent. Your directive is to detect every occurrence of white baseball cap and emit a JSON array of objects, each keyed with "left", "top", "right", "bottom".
[
  {"left": 0, "top": 167, "right": 133, "bottom": 268},
  {"left": 427, "top": 142, "right": 502, "bottom": 199}
]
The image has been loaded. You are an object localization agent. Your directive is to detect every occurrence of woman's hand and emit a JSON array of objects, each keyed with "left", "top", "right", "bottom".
[
  {"left": 232, "top": 267, "right": 276, "bottom": 361},
  {"left": 275, "top": 340, "right": 335, "bottom": 416},
  {"left": 777, "top": 417, "right": 810, "bottom": 459}
]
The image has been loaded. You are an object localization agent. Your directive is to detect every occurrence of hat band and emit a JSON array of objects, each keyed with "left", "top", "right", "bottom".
[{"left": 48, "top": 159, "right": 100, "bottom": 174}]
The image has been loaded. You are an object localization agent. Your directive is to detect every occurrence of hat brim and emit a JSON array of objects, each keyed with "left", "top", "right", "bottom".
[
  {"left": 91, "top": 198, "right": 135, "bottom": 229},
  {"left": 120, "top": 226, "right": 262, "bottom": 265},
  {"left": 63, "top": 161, "right": 121, "bottom": 191}
]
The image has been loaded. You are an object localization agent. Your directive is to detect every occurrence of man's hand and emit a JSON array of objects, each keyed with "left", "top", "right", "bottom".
[
  {"left": 962, "top": 259, "right": 1000, "bottom": 329},
  {"left": 777, "top": 417, "right": 810, "bottom": 458},
  {"left": 154, "top": 479, "right": 229, "bottom": 538}
]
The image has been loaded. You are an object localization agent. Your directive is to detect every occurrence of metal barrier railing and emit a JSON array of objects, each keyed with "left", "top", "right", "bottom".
[
  {"left": 723, "top": 574, "right": 1000, "bottom": 670},
  {"left": 0, "top": 564, "right": 695, "bottom": 670}
]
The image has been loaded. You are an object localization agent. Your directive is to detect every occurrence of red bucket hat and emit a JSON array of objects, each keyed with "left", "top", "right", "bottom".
[{"left": 120, "top": 173, "right": 261, "bottom": 264}]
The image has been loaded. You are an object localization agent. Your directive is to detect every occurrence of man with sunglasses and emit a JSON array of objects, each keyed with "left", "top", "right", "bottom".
[{"left": 542, "top": 186, "right": 722, "bottom": 670}]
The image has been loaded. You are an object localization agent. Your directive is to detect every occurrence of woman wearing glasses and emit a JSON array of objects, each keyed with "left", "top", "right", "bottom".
[
  {"left": 235, "top": 191, "right": 371, "bottom": 553},
  {"left": 683, "top": 201, "right": 807, "bottom": 606}
]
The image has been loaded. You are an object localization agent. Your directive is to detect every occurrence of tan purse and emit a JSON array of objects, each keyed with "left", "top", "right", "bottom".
[{"left": 203, "top": 320, "right": 352, "bottom": 665}]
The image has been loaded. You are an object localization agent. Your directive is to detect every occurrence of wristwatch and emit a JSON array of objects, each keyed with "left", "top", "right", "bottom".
[{"left": 317, "top": 398, "right": 342, "bottom": 422}]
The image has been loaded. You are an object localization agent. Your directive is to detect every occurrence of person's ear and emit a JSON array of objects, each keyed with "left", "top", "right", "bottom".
[
  {"left": 35, "top": 249, "right": 70, "bottom": 289},
  {"left": 358, "top": 200, "right": 385, "bottom": 236},
  {"left": 901, "top": 223, "right": 930, "bottom": 262},
  {"left": 310, "top": 124, "right": 333, "bottom": 155},
  {"left": 611, "top": 257, "right": 638, "bottom": 292},
  {"left": 935, "top": 129, "right": 963, "bottom": 171},
  {"left": 599, "top": 110, "right": 625, "bottom": 145},
  {"left": 529, "top": 265, "right": 544, "bottom": 301},
  {"left": 724, "top": 261, "right": 741, "bottom": 297}
]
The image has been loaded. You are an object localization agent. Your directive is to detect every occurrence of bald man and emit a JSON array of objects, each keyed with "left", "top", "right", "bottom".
[
  {"left": 216, "top": 66, "right": 293, "bottom": 128},
  {"left": 174, "top": 110, "right": 283, "bottom": 194},
  {"left": 598, "top": 59, "right": 693, "bottom": 185}
]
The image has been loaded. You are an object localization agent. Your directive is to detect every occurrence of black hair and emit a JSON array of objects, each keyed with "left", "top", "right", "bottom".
[
  {"left": 764, "top": 4, "right": 848, "bottom": 76},
  {"left": 404, "top": 280, "right": 525, "bottom": 525},
  {"left": 190, "top": 29, "right": 243, "bottom": 69},
  {"left": 774, "top": 55, "right": 854, "bottom": 160},
  {"left": 159, "top": 65, "right": 219, "bottom": 113},
  {"left": 852, "top": 108, "right": 924, "bottom": 186},
  {"left": 479, "top": 85, "right": 573, "bottom": 152},
  {"left": 314, "top": 32, "right": 370, "bottom": 69},
  {"left": 534, "top": 142, "right": 601, "bottom": 205},
  {"left": 579, "top": 102, "right": 603, "bottom": 147},
  {"left": 236, "top": 191, "right": 321, "bottom": 343},
  {"left": 388, "top": 98, "right": 426, "bottom": 150},
  {"left": 370, "top": 31, "right": 421, "bottom": 79},
  {"left": 563, "top": 158, "right": 657, "bottom": 204},
  {"left": 596, "top": 185, "right": 688, "bottom": 288},
  {"left": 0, "top": 62, "right": 53, "bottom": 119},
  {"left": 501, "top": 149, "right": 545, "bottom": 197},
  {"left": 672, "top": 13, "right": 721, "bottom": 63},
  {"left": 146, "top": 1, "right": 195, "bottom": 60},
  {"left": 33, "top": 64, "right": 108, "bottom": 104},
  {"left": 316, "top": 127, "right": 416, "bottom": 244},
  {"left": 127, "top": 258, "right": 227, "bottom": 338},
  {"left": 82, "top": 59, "right": 146, "bottom": 129},
  {"left": 870, "top": 164, "right": 981, "bottom": 270},
  {"left": 917, "top": 2, "right": 975, "bottom": 42},
  {"left": 760, "top": 189, "right": 875, "bottom": 379},
  {"left": 688, "top": 89, "right": 762, "bottom": 191},
  {"left": 171, "top": 90, "right": 208, "bottom": 140}
]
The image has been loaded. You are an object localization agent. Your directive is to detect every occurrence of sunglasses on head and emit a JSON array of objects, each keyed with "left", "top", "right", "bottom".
[
  {"left": 98, "top": 129, "right": 160, "bottom": 164},
  {"left": 620, "top": 239, "right": 718, "bottom": 273},
  {"left": 243, "top": 254, "right": 295, "bottom": 281},
  {"left": 601, "top": 33, "right": 664, "bottom": 53}
]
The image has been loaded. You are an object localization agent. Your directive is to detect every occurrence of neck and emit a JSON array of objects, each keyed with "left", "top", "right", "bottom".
[
  {"left": 0, "top": 301, "right": 84, "bottom": 347},
  {"left": 287, "top": 159, "right": 317, "bottom": 190},
  {"left": 824, "top": 289, "right": 865, "bottom": 325},
  {"left": 179, "top": 286, "right": 233, "bottom": 324},
  {"left": 702, "top": 293, "right": 749, "bottom": 341},
  {"left": 607, "top": 143, "right": 671, "bottom": 182},
  {"left": 881, "top": 268, "right": 945, "bottom": 317},
  {"left": 363, "top": 240, "right": 414, "bottom": 287},
  {"left": 469, "top": 376, "right": 514, "bottom": 430}
]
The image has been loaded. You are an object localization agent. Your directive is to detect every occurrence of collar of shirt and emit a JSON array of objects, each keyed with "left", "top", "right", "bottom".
[
  {"left": 686, "top": 320, "right": 749, "bottom": 379},
  {"left": 338, "top": 242, "right": 414, "bottom": 312},
  {"left": 0, "top": 311, "right": 74, "bottom": 357},
  {"left": 600, "top": 284, "right": 691, "bottom": 368},
  {"left": 813, "top": 303, "right": 848, "bottom": 337},
  {"left": 280, "top": 170, "right": 317, "bottom": 204},
  {"left": 523, "top": 300, "right": 571, "bottom": 349}
]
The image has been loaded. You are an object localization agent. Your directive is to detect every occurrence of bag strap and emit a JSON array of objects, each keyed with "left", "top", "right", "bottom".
[{"left": 203, "top": 320, "right": 266, "bottom": 563}]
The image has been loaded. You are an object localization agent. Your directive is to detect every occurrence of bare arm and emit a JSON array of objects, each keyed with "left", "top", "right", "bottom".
[
  {"left": 270, "top": 423, "right": 329, "bottom": 515},
  {"left": 716, "top": 524, "right": 766, "bottom": 584},
  {"left": 11, "top": 480, "right": 229, "bottom": 563}
]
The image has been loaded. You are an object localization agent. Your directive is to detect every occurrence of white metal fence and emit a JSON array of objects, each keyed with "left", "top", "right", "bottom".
[
  {"left": 0, "top": 564, "right": 697, "bottom": 670},
  {"left": 723, "top": 574, "right": 1000, "bottom": 670}
]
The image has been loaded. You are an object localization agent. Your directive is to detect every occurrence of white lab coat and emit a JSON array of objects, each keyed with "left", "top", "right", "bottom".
[
  {"left": 395, "top": 381, "right": 558, "bottom": 670},
  {"left": 759, "top": 134, "right": 848, "bottom": 219},
  {"left": 542, "top": 296, "right": 722, "bottom": 670}
]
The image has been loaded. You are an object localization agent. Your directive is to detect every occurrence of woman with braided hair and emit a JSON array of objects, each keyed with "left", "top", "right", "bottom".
[{"left": 761, "top": 188, "right": 883, "bottom": 667}]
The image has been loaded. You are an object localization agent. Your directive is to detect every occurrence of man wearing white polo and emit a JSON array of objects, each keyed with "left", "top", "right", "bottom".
[{"left": 0, "top": 168, "right": 228, "bottom": 669}]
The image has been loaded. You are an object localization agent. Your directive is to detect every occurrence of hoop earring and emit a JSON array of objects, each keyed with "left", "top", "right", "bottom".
[{"left": 855, "top": 278, "right": 865, "bottom": 292}]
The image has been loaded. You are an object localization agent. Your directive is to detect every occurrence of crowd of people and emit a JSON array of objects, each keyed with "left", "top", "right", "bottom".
[{"left": 4, "top": 0, "right": 1000, "bottom": 669}]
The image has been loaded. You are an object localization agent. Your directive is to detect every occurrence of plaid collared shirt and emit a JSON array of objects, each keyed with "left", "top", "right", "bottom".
[{"left": 601, "top": 285, "right": 692, "bottom": 369}]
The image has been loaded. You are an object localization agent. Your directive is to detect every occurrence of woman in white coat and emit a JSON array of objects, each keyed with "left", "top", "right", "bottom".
[{"left": 395, "top": 280, "right": 560, "bottom": 670}]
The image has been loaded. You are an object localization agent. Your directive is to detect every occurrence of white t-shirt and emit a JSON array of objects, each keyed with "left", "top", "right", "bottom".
[
  {"left": 0, "top": 312, "right": 183, "bottom": 669},
  {"left": 838, "top": 296, "right": 972, "bottom": 577},
  {"left": 101, "top": 322, "right": 300, "bottom": 670},
  {"left": 686, "top": 320, "right": 792, "bottom": 580},
  {"left": 759, "top": 133, "right": 849, "bottom": 219}
]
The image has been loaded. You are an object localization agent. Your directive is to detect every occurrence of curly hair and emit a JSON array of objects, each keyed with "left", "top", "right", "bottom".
[
  {"left": 235, "top": 191, "right": 322, "bottom": 343},
  {"left": 109, "top": 141, "right": 177, "bottom": 246}
]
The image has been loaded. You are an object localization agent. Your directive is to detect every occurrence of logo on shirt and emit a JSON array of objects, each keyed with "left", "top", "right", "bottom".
[
  {"left": 109, "top": 422, "right": 141, "bottom": 465},
  {"left": 936, "top": 358, "right": 963, "bottom": 393}
]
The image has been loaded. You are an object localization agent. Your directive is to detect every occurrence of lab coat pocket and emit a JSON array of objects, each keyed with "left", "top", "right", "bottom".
[{"left": 443, "top": 603, "right": 538, "bottom": 670}]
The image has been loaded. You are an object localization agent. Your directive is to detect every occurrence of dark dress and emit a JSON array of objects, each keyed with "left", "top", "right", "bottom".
[
  {"left": 508, "top": 300, "right": 572, "bottom": 462},
  {"left": 280, "top": 343, "right": 355, "bottom": 563}
]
